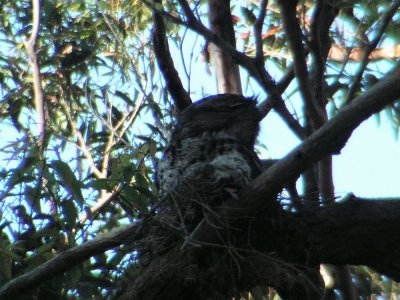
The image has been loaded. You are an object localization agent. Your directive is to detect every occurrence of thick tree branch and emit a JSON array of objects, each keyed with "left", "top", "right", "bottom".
[
  {"left": 0, "top": 223, "right": 145, "bottom": 300},
  {"left": 119, "top": 197, "right": 400, "bottom": 300},
  {"left": 152, "top": 0, "right": 192, "bottom": 111},
  {"left": 299, "top": 196, "right": 400, "bottom": 274}
]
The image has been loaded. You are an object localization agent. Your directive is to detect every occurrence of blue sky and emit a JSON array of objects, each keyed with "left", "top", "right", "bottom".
[{"left": 261, "top": 110, "right": 400, "bottom": 198}]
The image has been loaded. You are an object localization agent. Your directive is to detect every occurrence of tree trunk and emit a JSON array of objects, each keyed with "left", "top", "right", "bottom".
[{"left": 207, "top": 0, "right": 242, "bottom": 94}]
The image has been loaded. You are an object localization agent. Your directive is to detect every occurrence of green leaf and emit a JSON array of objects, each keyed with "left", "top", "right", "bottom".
[
  {"left": 120, "top": 185, "right": 148, "bottom": 212},
  {"left": 61, "top": 200, "right": 78, "bottom": 230},
  {"left": 115, "top": 90, "right": 134, "bottom": 106},
  {"left": 25, "top": 186, "right": 42, "bottom": 214},
  {"left": 135, "top": 173, "right": 149, "bottom": 189},
  {"left": 51, "top": 160, "right": 84, "bottom": 204},
  {"left": 240, "top": 7, "right": 257, "bottom": 24},
  {"left": 84, "top": 179, "right": 112, "bottom": 191}
]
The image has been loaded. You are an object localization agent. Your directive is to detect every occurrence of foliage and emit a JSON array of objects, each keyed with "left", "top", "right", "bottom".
[{"left": 0, "top": 0, "right": 399, "bottom": 298}]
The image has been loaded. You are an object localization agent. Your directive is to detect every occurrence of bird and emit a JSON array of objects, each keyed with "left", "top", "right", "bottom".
[{"left": 156, "top": 94, "right": 263, "bottom": 226}]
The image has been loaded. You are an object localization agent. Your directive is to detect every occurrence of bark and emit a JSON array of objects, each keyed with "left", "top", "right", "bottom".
[{"left": 207, "top": 0, "right": 242, "bottom": 94}]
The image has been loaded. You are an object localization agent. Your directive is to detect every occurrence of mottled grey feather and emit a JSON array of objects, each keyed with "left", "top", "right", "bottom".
[{"left": 156, "top": 94, "right": 262, "bottom": 222}]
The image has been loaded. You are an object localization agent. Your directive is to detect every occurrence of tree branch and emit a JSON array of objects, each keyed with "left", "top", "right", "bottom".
[
  {"left": 278, "top": 0, "right": 325, "bottom": 129},
  {"left": 152, "top": 0, "right": 192, "bottom": 111},
  {"left": 254, "top": 0, "right": 268, "bottom": 62},
  {"left": 24, "top": 0, "right": 45, "bottom": 154},
  {"left": 0, "top": 222, "right": 145, "bottom": 300},
  {"left": 299, "top": 196, "right": 400, "bottom": 277},
  {"left": 309, "top": 0, "right": 337, "bottom": 109}
]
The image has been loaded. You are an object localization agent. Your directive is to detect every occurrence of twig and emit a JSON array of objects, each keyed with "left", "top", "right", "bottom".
[
  {"left": 59, "top": 93, "right": 103, "bottom": 179},
  {"left": 259, "top": 65, "right": 307, "bottom": 140},
  {"left": 78, "top": 183, "right": 124, "bottom": 225}
]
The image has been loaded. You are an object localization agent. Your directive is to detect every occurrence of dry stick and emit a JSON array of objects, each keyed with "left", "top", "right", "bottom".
[
  {"left": 24, "top": 0, "right": 45, "bottom": 153},
  {"left": 346, "top": 0, "right": 400, "bottom": 102}
]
